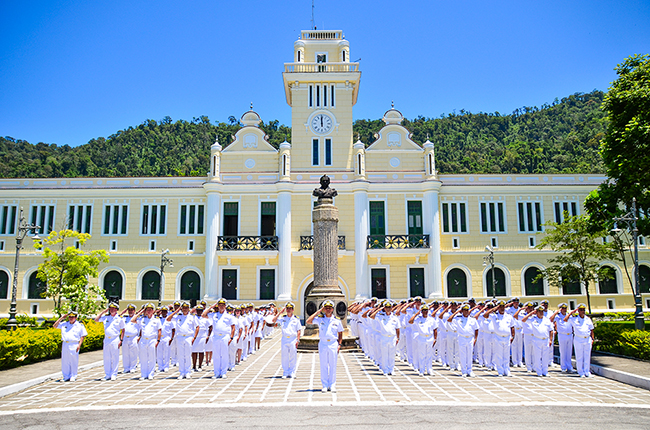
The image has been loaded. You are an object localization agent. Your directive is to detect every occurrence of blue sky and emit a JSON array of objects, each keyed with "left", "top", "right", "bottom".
[{"left": 1, "top": 0, "right": 649, "bottom": 148}]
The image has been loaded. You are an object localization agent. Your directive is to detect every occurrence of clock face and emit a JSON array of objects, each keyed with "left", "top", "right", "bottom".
[{"left": 311, "top": 113, "right": 333, "bottom": 134}]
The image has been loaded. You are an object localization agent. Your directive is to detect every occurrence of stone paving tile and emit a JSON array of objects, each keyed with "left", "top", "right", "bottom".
[{"left": 1, "top": 330, "right": 650, "bottom": 412}]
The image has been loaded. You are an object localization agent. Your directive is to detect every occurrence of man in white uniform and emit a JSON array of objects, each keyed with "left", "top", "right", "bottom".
[
  {"left": 168, "top": 302, "right": 199, "bottom": 379},
  {"left": 271, "top": 301, "right": 303, "bottom": 378},
  {"left": 369, "top": 300, "right": 401, "bottom": 376},
  {"left": 522, "top": 305, "right": 554, "bottom": 377},
  {"left": 565, "top": 303, "right": 595, "bottom": 377},
  {"left": 448, "top": 303, "right": 479, "bottom": 377},
  {"left": 192, "top": 304, "right": 212, "bottom": 372},
  {"left": 54, "top": 311, "right": 87, "bottom": 382},
  {"left": 514, "top": 301, "right": 535, "bottom": 372},
  {"left": 95, "top": 302, "right": 125, "bottom": 381},
  {"left": 132, "top": 303, "right": 162, "bottom": 380},
  {"left": 121, "top": 304, "right": 139, "bottom": 374},
  {"left": 305, "top": 300, "right": 344, "bottom": 392},
  {"left": 483, "top": 299, "right": 515, "bottom": 376},
  {"left": 157, "top": 307, "right": 174, "bottom": 373},
  {"left": 408, "top": 303, "right": 437, "bottom": 376},
  {"left": 551, "top": 303, "right": 575, "bottom": 373},
  {"left": 203, "top": 298, "right": 237, "bottom": 379},
  {"left": 169, "top": 301, "right": 181, "bottom": 367}
]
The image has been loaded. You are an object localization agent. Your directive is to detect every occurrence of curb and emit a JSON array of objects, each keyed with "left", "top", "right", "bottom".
[
  {"left": 0, "top": 360, "right": 104, "bottom": 399},
  {"left": 555, "top": 354, "right": 650, "bottom": 391}
]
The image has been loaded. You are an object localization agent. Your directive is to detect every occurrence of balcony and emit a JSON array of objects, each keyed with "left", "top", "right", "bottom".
[
  {"left": 367, "top": 234, "right": 430, "bottom": 249},
  {"left": 300, "top": 235, "right": 346, "bottom": 251},
  {"left": 284, "top": 62, "right": 359, "bottom": 73},
  {"left": 300, "top": 30, "right": 343, "bottom": 40},
  {"left": 217, "top": 236, "right": 278, "bottom": 251}
]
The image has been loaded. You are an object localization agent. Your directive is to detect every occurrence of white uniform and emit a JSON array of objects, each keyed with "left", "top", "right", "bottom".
[
  {"left": 98, "top": 314, "right": 124, "bottom": 380},
  {"left": 57, "top": 320, "right": 87, "bottom": 381},
  {"left": 452, "top": 315, "right": 479, "bottom": 376},
  {"left": 570, "top": 314, "right": 594, "bottom": 377},
  {"left": 554, "top": 312, "right": 574, "bottom": 372},
  {"left": 314, "top": 315, "right": 343, "bottom": 390},
  {"left": 519, "top": 311, "right": 534, "bottom": 371},
  {"left": 411, "top": 314, "right": 437, "bottom": 375},
  {"left": 209, "top": 311, "right": 237, "bottom": 378},
  {"left": 175, "top": 313, "right": 198, "bottom": 377},
  {"left": 526, "top": 315, "right": 554, "bottom": 376},
  {"left": 170, "top": 312, "right": 180, "bottom": 366},
  {"left": 491, "top": 312, "right": 515, "bottom": 376},
  {"left": 443, "top": 310, "right": 460, "bottom": 370},
  {"left": 192, "top": 317, "right": 211, "bottom": 354},
  {"left": 374, "top": 312, "right": 400, "bottom": 375},
  {"left": 122, "top": 316, "right": 140, "bottom": 373},
  {"left": 137, "top": 316, "right": 161, "bottom": 379},
  {"left": 157, "top": 317, "right": 174, "bottom": 372},
  {"left": 278, "top": 315, "right": 303, "bottom": 377},
  {"left": 508, "top": 308, "right": 524, "bottom": 366}
]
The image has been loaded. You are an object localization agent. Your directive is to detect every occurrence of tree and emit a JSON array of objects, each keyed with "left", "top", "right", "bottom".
[
  {"left": 585, "top": 54, "right": 650, "bottom": 235},
  {"left": 35, "top": 230, "right": 109, "bottom": 318},
  {"left": 535, "top": 214, "right": 619, "bottom": 314}
]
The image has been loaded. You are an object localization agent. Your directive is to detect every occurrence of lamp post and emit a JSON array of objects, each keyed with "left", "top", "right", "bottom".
[
  {"left": 7, "top": 208, "right": 40, "bottom": 331},
  {"left": 483, "top": 245, "right": 496, "bottom": 299},
  {"left": 611, "top": 198, "right": 645, "bottom": 331},
  {"left": 158, "top": 249, "right": 173, "bottom": 308}
]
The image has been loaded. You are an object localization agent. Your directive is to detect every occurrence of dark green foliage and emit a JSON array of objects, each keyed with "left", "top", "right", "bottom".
[
  {"left": 354, "top": 91, "right": 606, "bottom": 174},
  {"left": 0, "top": 91, "right": 605, "bottom": 178},
  {"left": 594, "top": 322, "right": 650, "bottom": 360}
]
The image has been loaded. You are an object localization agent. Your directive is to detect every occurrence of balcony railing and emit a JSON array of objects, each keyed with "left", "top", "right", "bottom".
[
  {"left": 284, "top": 62, "right": 359, "bottom": 73},
  {"left": 300, "top": 30, "right": 343, "bottom": 40},
  {"left": 218, "top": 236, "right": 278, "bottom": 251},
  {"left": 367, "top": 234, "right": 430, "bottom": 249},
  {"left": 300, "top": 235, "right": 346, "bottom": 251}
]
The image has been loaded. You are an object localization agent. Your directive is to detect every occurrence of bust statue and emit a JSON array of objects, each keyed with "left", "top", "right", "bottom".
[{"left": 313, "top": 175, "right": 338, "bottom": 199}]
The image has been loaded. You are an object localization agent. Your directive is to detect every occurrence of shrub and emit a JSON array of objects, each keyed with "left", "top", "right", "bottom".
[{"left": 0, "top": 319, "right": 104, "bottom": 370}]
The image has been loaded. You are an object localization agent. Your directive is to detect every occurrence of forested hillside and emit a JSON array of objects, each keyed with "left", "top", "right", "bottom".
[{"left": 0, "top": 91, "right": 605, "bottom": 178}]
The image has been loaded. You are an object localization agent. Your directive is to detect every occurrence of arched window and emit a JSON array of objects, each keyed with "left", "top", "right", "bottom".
[
  {"left": 447, "top": 268, "right": 467, "bottom": 298},
  {"left": 524, "top": 267, "right": 544, "bottom": 296},
  {"left": 0, "top": 270, "right": 8, "bottom": 299},
  {"left": 28, "top": 271, "right": 46, "bottom": 299},
  {"left": 103, "top": 270, "right": 123, "bottom": 300},
  {"left": 640, "top": 265, "right": 650, "bottom": 294},
  {"left": 562, "top": 273, "right": 581, "bottom": 295},
  {"left": 486, "top": 267, "right": 506, "bottom": 297},
  {"left": 141, "top": 271, "right": 160, "bottom": 301},
  {"left": 180, "top": 271, "right": 201, "bottom": 301},
  {"left": 598, "top": 265, "right": 618, "bottom": 294}
]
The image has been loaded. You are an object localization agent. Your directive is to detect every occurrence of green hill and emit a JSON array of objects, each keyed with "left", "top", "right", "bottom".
[{"left": 0, "top": 91, "right": 605, "bottom": 178}]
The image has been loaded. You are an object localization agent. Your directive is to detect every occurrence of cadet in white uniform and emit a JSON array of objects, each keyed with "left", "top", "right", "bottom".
[
  {"left": 522, "top": 305, "right": 554, "bottom": 377},
  {"left": 551, "top": 303, "right": 575, "bottom": 373},
  {"left": 95, "top": 302, "right": 125, "bottom": 381},
  {"left": 566, "top": 303, "right": 594, "bottom": 377},
  {"left": 514, "top": 302, "right": 535, "bottom": 372},
  {"left": 306, "top": 300, "right": 344, "bottom": 392},
  {"left": 203, "top": 298, "right": 237, "bottom": 379},
  {"left": 506, "top": 299, "right": 524, "bottom": 367},
  {"left": 132, "top": 303, "right": 162, "bottom": 380},
  {"left": 408, "top": 303, "right": 437, "bottom": 376},
  {"left": 169, "top": 301, "right": 181, "bottom": 367},
  {"left": 168, "top": 302, "right": 199, "bottom": 379},
  {"left": 54, "top": 311, "right": 87, "bottom": 382},
  {"left": 484, "top": 300, "right": 515, "bottom": 376},
  {"left": 271, "top": 302, "right": 303, "bottom": 378},
  {"left": 448, "top": 303, "right": 479, "bottom": 377},
  {"left": 157, "top": 307, "right": 174, "bottom": 372},
  {"left": 192, "top": 304, "right": 212, "bottom": 372},
  {"left": 369, "top": 300, "right": 401, "bottom": 376},
  {"left": 121, "top": 304, "right": 139, "bottom": 374}
]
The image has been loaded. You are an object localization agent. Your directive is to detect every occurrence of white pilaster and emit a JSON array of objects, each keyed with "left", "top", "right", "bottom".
[
  {"left": 353, "top": 183, "right": 369, "bottom": 299},
  {"left": 205, "top": 192, "right": 221, "bottom": 299},
  {"left": 277, "top": 187, "right": 292, "bottom": 300},
  {"left": 423, "top": 186, "right": 442, "bottom": 298}
]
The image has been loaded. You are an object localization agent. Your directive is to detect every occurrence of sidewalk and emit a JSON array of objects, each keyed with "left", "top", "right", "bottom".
[{"left": 0, "top": 349, "right": 104, "bottom": 397}]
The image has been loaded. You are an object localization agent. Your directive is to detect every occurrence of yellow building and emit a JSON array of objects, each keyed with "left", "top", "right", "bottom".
[{"left": 1, "top": 30, "right": 649, "bottom": 317}]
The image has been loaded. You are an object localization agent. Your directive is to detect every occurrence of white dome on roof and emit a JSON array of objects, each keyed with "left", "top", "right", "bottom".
[
  {"left": 383, "top": 107, "right": 404, "bottom": 125},
  {"left": 241, "top": 110, "right": 261, "bottom": 127}
]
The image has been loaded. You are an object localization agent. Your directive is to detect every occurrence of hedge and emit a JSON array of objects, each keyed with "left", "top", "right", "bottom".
[
  {"left": 0, "top": 320, "right": 104, "bottom": 370},
  {"left": 594, "top": 322, "right": 650, "bottom": 361}
]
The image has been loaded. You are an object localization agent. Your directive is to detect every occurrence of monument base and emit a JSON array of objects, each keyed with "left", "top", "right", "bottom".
[{"left": 297, "top": 328, "right": 359, "bottom": 352}]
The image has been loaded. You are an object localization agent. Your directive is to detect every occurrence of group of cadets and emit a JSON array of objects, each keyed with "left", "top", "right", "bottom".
[
  {"left": 92, "top": 299, "right": 277, "bottom": 381},
  {"left": 349, "top": 296, "right": 595, "bottom": 378},
  {"left": 59, "top": 295, "right": 594, "bottom": 385}
]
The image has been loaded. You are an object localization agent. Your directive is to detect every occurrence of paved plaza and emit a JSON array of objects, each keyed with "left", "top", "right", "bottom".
[{"left": 1, "top": 330, "right": 650, "bottom": 415}]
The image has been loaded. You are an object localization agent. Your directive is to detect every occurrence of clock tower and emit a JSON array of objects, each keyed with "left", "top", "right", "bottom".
[{"left": 282, "top": 30, "right": 361, "bottom": 172}]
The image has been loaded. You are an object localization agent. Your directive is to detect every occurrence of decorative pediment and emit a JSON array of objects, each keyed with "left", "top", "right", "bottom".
[
  {"left": 366, "top": 124, "right": 422, "bottom": 152},
  {"left": 223, "top": 109, "right": 277, "bottom": 153}
]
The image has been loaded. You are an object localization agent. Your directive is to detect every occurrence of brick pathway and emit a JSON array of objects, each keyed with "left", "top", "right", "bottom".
[{"left": 1, "top": 330, "right": 649, "bottom": 412}]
